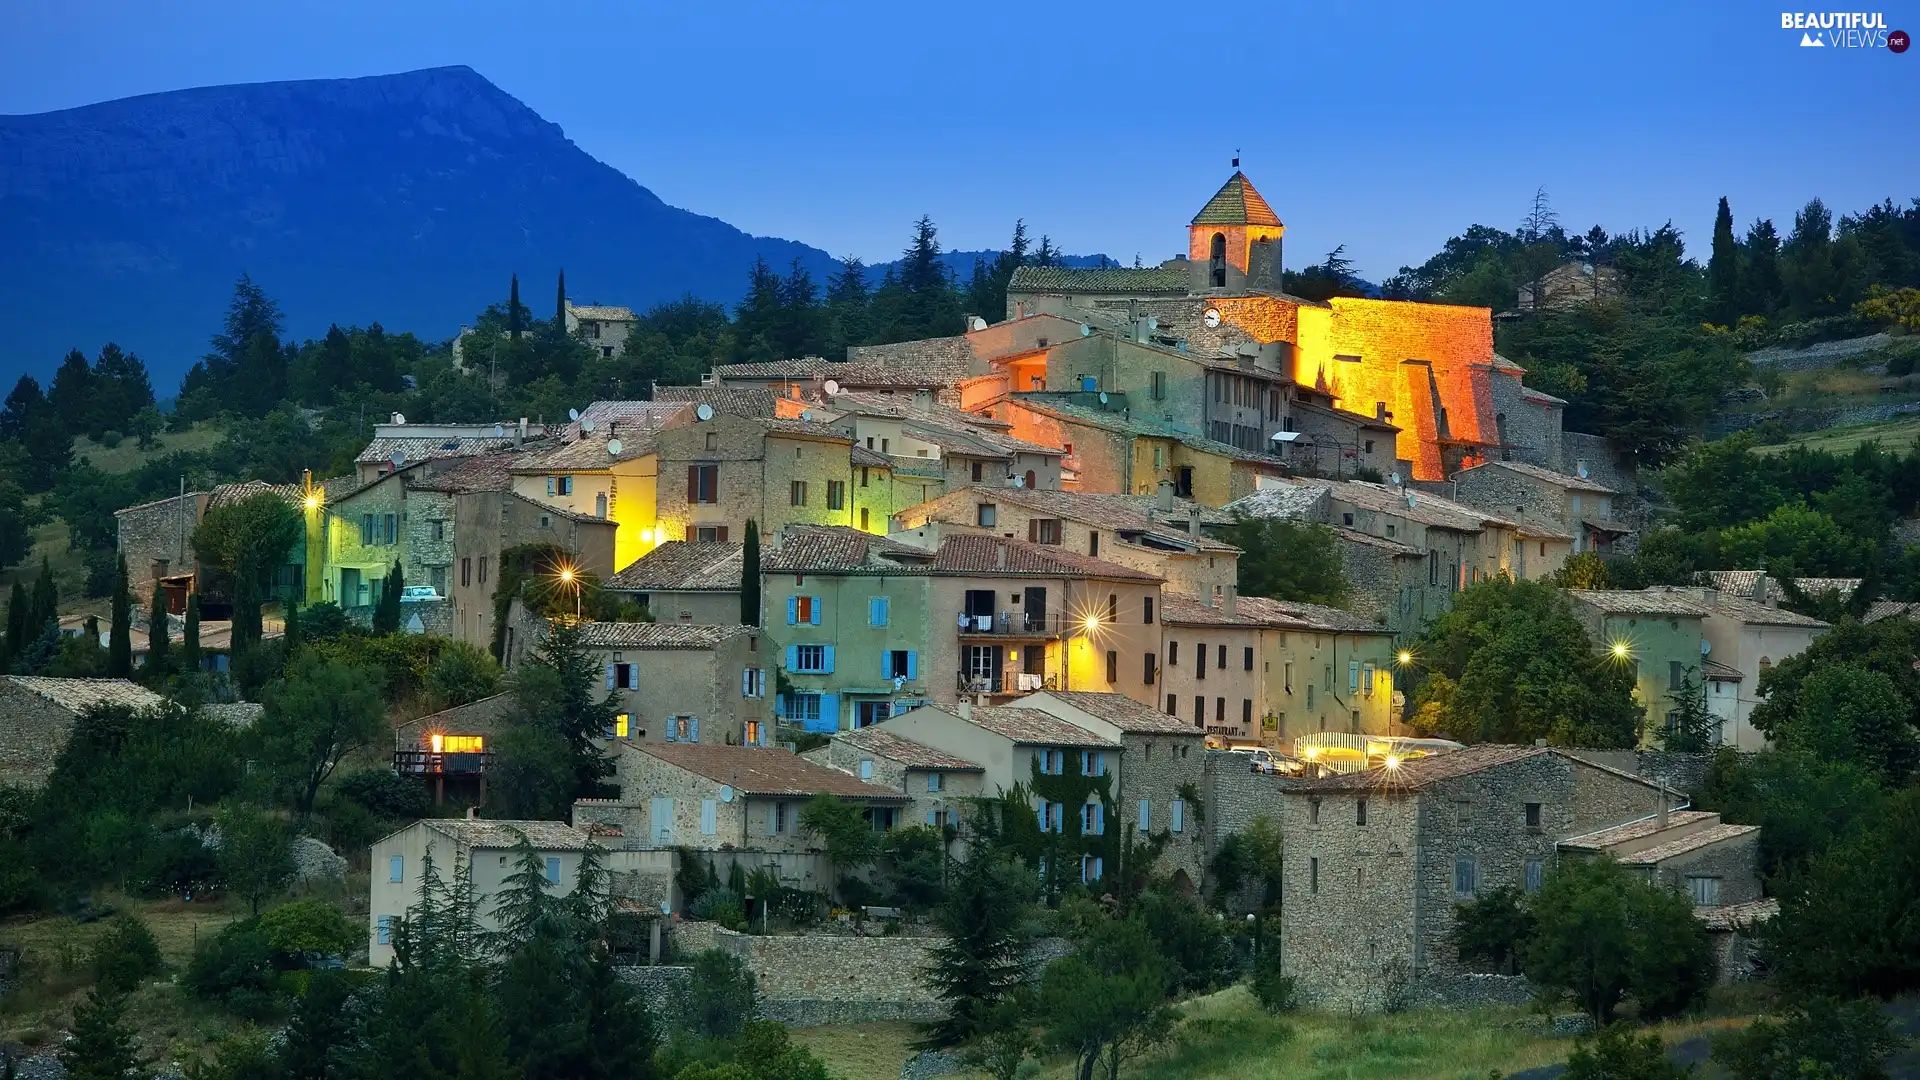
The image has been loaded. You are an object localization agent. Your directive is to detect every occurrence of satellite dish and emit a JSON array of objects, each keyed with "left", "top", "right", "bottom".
[
  {"left": 719, "top": 785, "right": 735, "bottom": 803},
  {"left": 1203, "top": 308, "right": 1222, "bottom": 329},
  {"left": 493, "top": 424, "right": 505, "bottom": 437},
  {"left": 393, "top": 412, "right": 406, "bottom": 425},
  {"left": 607, "top": 439, "right": 624, "bottom": 456},
  {"left": 1147, "top": 316, "right": 1158, "bottom": 331},
  {"left": 580, "top": 418, "right": 596, "bottom": 434},
  {"left": 1079, "top": 323, "right": 1091, "bottom": 337},
  {"left": 1700, "top": 638, "right": 1712, "bottom": 656},
  {"left": 1406, "top": 493, "right": 1418, "bottom": 508},
  {"left": 1012, "top": 474, "right": 1025, "bottom": 488},
  {"left": 1575, "top": 462, "right": 1590, "bottom": 479},
  {"left": 391, "top": 454, "right": 407, "bottom": 468},
  {"left": 568, "top": 408, "right": 580, "bottom": 421},
  {"left": 823, "top": 379, "right": 841, "bottom": 395},
  {"left": 1389, "top": 472, "right": 1402, "bottom": 486},
  {"left": 1098, "top": 391, "right": 1109, "bottom": 405},
  {"left": 695, "top": 403, "right": 715, "bottom": 421},
  {"left": 799, "top": 410, "right": 814, "bottom": 422}
]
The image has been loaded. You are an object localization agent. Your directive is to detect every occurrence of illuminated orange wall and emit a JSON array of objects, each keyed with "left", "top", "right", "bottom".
[{"left": 1188, "top": 225, "right": 1286, "bottom": 273}]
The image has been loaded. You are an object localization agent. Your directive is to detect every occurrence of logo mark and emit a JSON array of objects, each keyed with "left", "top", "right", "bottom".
[
  {"left": 1801, "top": 31, "right": 1826, "bottom": 45},
  {"left": 1892, "top": 29, "right": 1911, "bottom": 51}
]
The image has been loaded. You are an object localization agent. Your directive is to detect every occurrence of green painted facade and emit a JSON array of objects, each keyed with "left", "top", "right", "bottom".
[{"left": 769, "top": 572, "right": 934, "bottom": 733}]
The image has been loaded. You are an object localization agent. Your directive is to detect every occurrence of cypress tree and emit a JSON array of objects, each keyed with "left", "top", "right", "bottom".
[
  {"left": 283, "top": 598, "right": 301, "bottom": 656},
  {"left": 508, "top": 274, "right": 524, "bottom": 338},
  {"left": 741, "top": 519, "right": 761, "bottom": 626},
  {"left": 374, "top": 561, "right": 404, "bottom": 634},
  {"left": 1707, "top": 196, "right": 1741, "bottom": 326},
  {"left": 181, "top": 593, "right": 201, "bottom": 674},
  {"left": 106, "top": 557, "right": 132, "bottom": 678},
  {"left": 4, "top": 581, "right": 26, "bottom": 663},
  {"left": 84, "top": 615, "right": 99, "bottom": 641},
  {"left": 143, "top": 581, "right": 169, "bottom": 680},
  {"left": 29, "top": 557, "right": 56, "bottom": 632},
  {"left": 555, "top": 269, "right": 567, "bottom": 327}
]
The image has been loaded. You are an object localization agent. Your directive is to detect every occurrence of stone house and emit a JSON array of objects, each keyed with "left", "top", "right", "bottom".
[
  {"left": 506, "top": 403, "right": 692, "bottom": 572},
  {"left": 801, "top": 727, "right": 987, "bottom": 831},
  {"left": 1685, "top": 589, "right": 1829, "bottom": 750},
  {"left": 1019, "top": 691, "right": 1209, "bottom": 886},
  {"left": 1278, "top": 744, "right": 1675, "bottom": 1010},
  {"left": 1559, "top": 808, "right": 1763, "bottom": 909},
  {"left": 575, "top": 622, "right": 774, "bottom": 749},
  {"left": 814, "top": 389, "right": 1065, "bottom": 495},
  {"left": 1286, "top": 399, "right": 1400, "bottom": 480},
  {"left": 1516, "top": 261, "right": 1621, "bottom": 313},
  {"left": 352, "top": 422, "right": 529, "bottom": 484},
  {"left": 368, "top": 818, "right": 597, "bottom": 967},
  {"left": 320, "top": 469, "right": 412, "bottom": 614},
  {"left": 113, "top": 491, "right": 209, "bottom": 604},
  {"left": 870, "top": 702, "right": 1124, "bottom": 886},
  {"left": 651, "top": 412, "right": 870, "bottom": 547},
  {"left": 0, "top": 676, "right": 165, "bottom": 788},
  {"left": 891, "top": 484, "right": 1240, "bottom": 602},
  {"left": 761, "top": 526, "right": 937, "bottom": 733},
  {"left": 1157, "top": 594, "right": 1399, "bottom": 746},
  {"left": 1567, "top": 590, "right": 1716, "bottom": 744},
  {"left": 650, "top": 385, "right": 781, "bottom": 418},
  {"left": 390, "top": 692, "right": 520, "bottom": 806},
  {"left": 575, "top": 743, "right": 907, "bottom": 868},
  {"left": 994, "top": 393, "right": 1287, "bottom": 505},
  {"left": 603, "top": 540, "right": 744, "bottom": 625},
  {"left": 1452, "top": 459, "right": 1631, "bottom": 555},
  {"left": 564, "top": 303, "right": 641, "bottom": 359}
]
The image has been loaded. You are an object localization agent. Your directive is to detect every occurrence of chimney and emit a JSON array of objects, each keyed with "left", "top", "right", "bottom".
[
  {"left": 913, "top": 388, "right": 933, "bottom": 412},
  {"left": 1156, "top": 481, "right": 1174, "bottom": 513},
  {"left": 1223, "top": 586, "right": 1238, "bottom": 618},
  {"left": 1755, "top": 574, "right": 1771, "bottom": 607},
  {"left": 995, "top": 541, "right": 1006, "bottom": 570},
  {"left": 957, "top": 700, "right": 973, "bottom": 721},
  {"left": 516, "top": 417, "right": 527, "bottom": 449},
  {"left": 1656, "top": 785, "right": 1670, "bottom": 829},
  {"left": 465, "top": 805, "right": 478, "bottom": 821},
  {"left": 1187, "top": 506, "right": 1202, "bottom": 537}
]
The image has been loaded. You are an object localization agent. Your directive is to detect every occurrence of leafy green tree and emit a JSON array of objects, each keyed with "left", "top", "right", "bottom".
[
  {"left": 1207, "top": 814, "right": 1283, "bottom": 913},
  {"left": 1764, "top": 662, "right": 1917, "bottom": 782},
  {"left": 58, "top": 988, "right": 144, "bottom": 1080},
  {"left": 1714, "top": 503, "right": 1875, "bottom": 579},
  {"left": 277, "top": 968, "right": 357, "bottom": 1080},
  {"left": 1766, "top": 786, "right": 1920, "bottom": 1000},
  {"left": 1661, "top": 668, "right": 1717, "bottom": 752},
  {"left": 488, "top": 726, "right": 579, "bottom": 820},
  {"left": 216, "top": 801, "right": 294, "bottom": 917},
  {"left": 1524, "top": 856, "right": 1715, "bottom": 1025},
  {"left": 1708, "top": 196, "right": 1742, "bottom": 327},
  {"left": 1713, "top": 996, "right": 1905, "bottom": 1080},
  {"left": 1410, "top": 577, "right": 1640, "bottom": 747},
  {"left": 916, "top": 835, "right": 1037, "bottom": 1049},
  {"left": 741, "top": 518, "right": 761, "bottom": 626},
  {"left": 107, "top": 556, "right": 132, "bottom": 677},
  {"left": 800, "top": 793, "right": 882, "bottom": 898},
  {"left": 259, "top": 897, "right": 359, "bottom": 961},
  {"left": 1565, "top": 1024, "right": 1692, "bottom": 1080},
  {"left": 193, "top": 491, "right": 302, "bottom": 651},
  {"left": 684, "top": 947, "right": 758, "bottom": 1039},
  {"left": 1225, "top": 517, "right": 1349, "bottom": 606},
  {"left": 1039, "top": 917, "right": 1175, "bottom": 1080},
  {"left": 259, "top": 652, "right": 386, "bottom": 821},
  {"left": 1750, "top": 618, "right": 1920, "bottom": 778},
  {"left": 1700, "top": 748, "right": 1882, "bottom": 883},
  {"left": 424, "top": 640, "right": 502, "bottom": 708},
  {"left": 1452, "top": 885, "right": 1535, "bottom": 975}
]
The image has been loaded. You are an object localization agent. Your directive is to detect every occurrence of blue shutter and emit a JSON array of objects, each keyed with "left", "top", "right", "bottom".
[
  {"left": 689, "top": 717, "right": 700, "bottom": 743},
  {"left": 759, "top": 722, "right": 772, "bottom": 747},
  {"left": 816, "top": 693, "right": 839, "bottom": 733},
  {"left": 809, "top": 597, "right": 822, "bottom": 625},
  {"left": 389, "top": 855, "right": 403, "bottom": 883},
  {"left": 785, "top": 645, "right": 798, "bottom": 671},
  {"left": 1172, "top": 799, "right": 1185, "bottom": 834},
  {"left": 786, "top": 597, "right": 798, "bottom": 625},
  {"left": 626, "top": 665, "right": 639, "bottom": 690},
  {"left": 664, "top": 722, "right": 675, "bottom": 743},
  {"left": 545, "top": 857, "right": 561, "bottom": 884},
  {"left": 1138, "top": 799, "right": 1151, "bottom": 832},
  {"left": 742, "top": 670, "right": 752, "bottom": 697},
  {"left": 774, "top": 694, "right": 788, "bottom": 718},
  {"left": 546, "top": 477, "right": 555, "bottom": 496},
  {"left": 906, "top": 651, "right": 917, "bottom": 680},
  {"left": 377, "top": 916, "right": 392, "bottom": 945},
  {"left": 926, "top": 811, "right": 937, "bottom": 827},
  {"left": 821, "top": 645, "right": 835, "bottom": 673},
  {"left": 604, "top": 664, "right": 615, "bottom": 690},
  {"left": 882, "top": 653, "right": 892, "bottom": 680}
]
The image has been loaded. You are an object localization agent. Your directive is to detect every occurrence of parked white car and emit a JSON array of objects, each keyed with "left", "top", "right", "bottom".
[
  {"left": 400, "top": 585, "right": 443, "bottom": 603},
  {"left": 1228, "top": 747, "right": 1278, "bottom": 773}
]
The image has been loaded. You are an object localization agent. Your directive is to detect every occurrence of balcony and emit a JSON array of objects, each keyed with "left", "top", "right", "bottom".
[
  {"left": 394, "top": 749, "right": 493, "bottom": 777},
  {"left": 956, "top": 611, "right": 1069, "bottom": 638},
  {"left": 956, "top": 671, "right": 1058, "bottom": 695}
]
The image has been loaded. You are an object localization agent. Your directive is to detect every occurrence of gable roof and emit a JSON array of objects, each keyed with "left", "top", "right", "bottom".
[
  {"left": 932, "top": 534, "right": 1163, "bottom": 583},
  {"left": 1033, "top": 691, "right": 1200, "bottom": 736},
  {"left": 633, "top": 743, "right": 906, "bottom": 800},
  {"left": 568, "top": 305, "right": 638, "bottom": 322},
  {"left": 834, "top": 728, "right": 984, "bottom": 771},
  {"left": 606, "top": 542, "right": 744, "bottom": 592},
  {"left": 1702, "top": 592, "right": 1830, "bottom": 629},
  {"left": 1294, "top": 744, "right": 1550, "bottom": 793},
  {"left": 422, "top": 819, "right": 597, "bottom": 850},
  {"left": 354, "top": 436, "right": 520, "bottom": 467},
  {"left": 764, "top": 526, "right": 932, "bottom": 575},
  {"left": 1558, "top": 810, "right": 1719, "bottom": 851},
  {"left": 567, "top": 400, "right": 693, "bottom": 441},
  {"left": 1007, "top": 265, "right": 1191, "bottom": 297},
  {"left": 1568, "top": 589, "right": 1712, "bottom": 618},
  {"left": 932, "top": 705, "right": 1118, "bottom": 748},
  {"left": 1864, "top": 600, "right": 1920, "bottom": 624},
  {"left": 935, "top": 485, "right": 1239, "bottom": 553},
  {"left": 649, "top": 386, "right": 779, "bottom": 417},
  {"left": 1012, "top": 394, "right": 1290, "bottom": 468},
  {"left": 1459, "top": 459, "right": 1615, "bottom": 494},
  {"left": 1237, "top": 595, "right": 1388, "bottom": 635},
  {"left": 1191, "top": 171, "right": 1283, "bottom": 227},
  {"left": 574, "top": 622, "right": 756, "bottom": 649},
  {"left": 406, "top": 453, "right": 523, "bottom": 494},
  {"left": 1, "top": 675, "right": 165, "bottom": 713}
]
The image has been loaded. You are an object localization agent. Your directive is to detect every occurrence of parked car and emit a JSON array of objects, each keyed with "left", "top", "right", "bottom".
[
  {"left": 1228, "top": 746, "right": 1278, "bottom": 773},
  {"left": 400, "top": 585, "right": 443, "bottom": 602}
]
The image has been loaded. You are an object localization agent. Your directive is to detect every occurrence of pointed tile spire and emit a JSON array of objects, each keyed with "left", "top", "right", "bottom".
[{"left": 1191, "top": 171, "right": 1282, "bottom": 228}]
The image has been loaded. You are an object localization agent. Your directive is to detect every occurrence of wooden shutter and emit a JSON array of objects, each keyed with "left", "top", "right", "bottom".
[{"left": 686, "top": 465, "right": 698, "bottom": 502}]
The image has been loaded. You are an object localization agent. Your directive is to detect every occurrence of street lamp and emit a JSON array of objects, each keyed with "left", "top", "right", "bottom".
[{"left": 556, "top": 563, "right": 581, "bottom": 619}]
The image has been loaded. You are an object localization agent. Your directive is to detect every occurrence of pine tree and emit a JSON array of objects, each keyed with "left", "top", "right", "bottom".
[
  {"left": 28, "top": 557, "right": 56, "bottom": 633},
  {"left": 556, "top": 269, "right": 568, "bottom": 327},
  {"left": 1707, "top": 196, "right": 1742, "bottom": 326},
  {"left": 58, "top": 988, "right": 143, "bottom": 1080},
  {"left": 741, "top": 519, "right": 761, "bottom": 626},
  {"left": 508, "top": 274, "right": 525, "bottom": 338},
  {"left": 917, "top": 836, "right": 1036, "bottom": 1049},
  {"left": 142, "top": 581, "right": 169, "bottom": 681},
  {"left": 1741, "top": 218, "right": 1787, "bottom": 318},
  {"left": 181, "top": 593, "right": 201, "bottom": 674},
  {"left": 824, "top": 255, "right": 872, "bottom": 357},
  {"left": 106, "top": 557, "right": 131, "bottom": 678},
  {"left": 49, "top": 348, "right": 96, "bottom": 436}
]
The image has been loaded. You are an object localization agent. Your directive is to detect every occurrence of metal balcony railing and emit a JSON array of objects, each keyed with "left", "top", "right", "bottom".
[
  {"left": 955, "top": 611, "right": 1069, "bottom": 637},
  {"left": 394, "top": 749, "right": 493, "bottom": 777},
  {"left": 956, "top": 671, "right": 1058, "bottom": 695}
]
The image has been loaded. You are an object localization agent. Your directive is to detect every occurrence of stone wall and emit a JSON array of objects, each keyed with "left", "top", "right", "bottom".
[
  {"left": 1403, "top": 973, "right": 1535, "bottom": 1011},
  {"left": 115, "top": 492, "right": 207, "bottom": 601},
  {"left": 667, "top": 923, "right": 944, "bottom": 1026},
  {"left": 0, "top": 685, "right": 82, "bottom": 789},
  {"left": 1647, "top": 831, "right": 1764, "bottom": 907},
  {"left": 1118, "top": 732, "right": 1208, "bottom": 884},
  {"left": 1560, "top": 749, "right": 1720, "bottom": 798}
]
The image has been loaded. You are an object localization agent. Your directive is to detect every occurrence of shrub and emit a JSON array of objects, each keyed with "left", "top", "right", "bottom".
[
  {"left": 184, "top": 919, "right": 280, "bottom": 1020},
  {"left": 1453, "top": 886, "right": 1535, "bottom": 975},
  {"left": 139, "top": 828, "right": 219, "bottom": 896},
  {"left": 1712, "top": 995, "right": 1904, "bottom": 1080},
  {"left": 99, "top": 431, "right": 123, "bottom": 449},
  {"left": 423, "top": 640, "right": 501, "bottom": 708},
  {"left": 91, "top": 914, "right": 164, "bottom": 994},
  {"left": 1566, "top": 1024, "right": 1692, "bottom": 1080},
  {"left": 682, "top": 948, "right": 756, "bottom": 1039},
  {"left": 331, "top": 768, "right": 430, "bottom": 822},
  {"left": 258, "top": 899, "right": 358, "bottom": 963},
  {"left": 1249, "top": 950, "right": 1298, "bottom": 1014}
]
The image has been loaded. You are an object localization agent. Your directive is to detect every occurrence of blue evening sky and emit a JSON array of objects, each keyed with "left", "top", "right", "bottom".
[{"left": 1, "top": 0, "right": 1913, "bottom": 281}]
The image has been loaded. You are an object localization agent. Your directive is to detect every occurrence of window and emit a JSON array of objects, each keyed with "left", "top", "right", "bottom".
[
  {"left": 859, "top": 759, "right": 874, "bottom": 780},
  {"left": 1194, "top": 695, "right": 1205, "bottom": 724},
  {"left": 786, "top": 693, "right": 822, "bottom": 723},
  {"left": 1243, "top": 646, "right": 1254, "bottom": 671},
  {"left": 1215, "top": 697, "right": 1225, "bottom": 723},
  {"left": 1342, "top": 512, "right": 1354, "bottom": 527},
  {"left": 1095, "top": 648, "right": 1113, "bottom": 684},
  {"left": 1107, "top": 594, "right": 1119, "bottom": 621},
  {"left": 1081, "top": 751, "right": 1106, "bottom": 777},
  {"left": 1166, "top": 694, "right": 1177, "bottom": 716},
  {"left": 927, "top": 772, "right": 943, "bottom": 792},
  {"left": 1355, "top": 799, "right": 1368, "bottom": 825},
  {"left": 1038, "top": 749, "right": 1064, "bottom": 775},
  {"left": 1309, "top": 857, "right": 1320, "bottom": 895},
  {"left": 558, "top": 476, "right": 575, "bottom": 496},
  {"left": 388, "top": 855, "right": 403, "bottom": 883},
  {"left": 828, "top": 480, "right": 846, "bottom": 510},
  {"left": 377, "top": 916, "right": 394, "bottom": 946},
  {"left": 461, "top": 558, "right": 471, "bottom": 587},
  {"left": 1306, "top": 684, "right": 1314, "bottom": 709},
  {"left": 706, "top": 431, "right": 718, "bottom": 450},
  {"left": 885, "top": 650, "right": 914, "bottom": 679},
  {"left": 869, "top": 596, "right": 890, "bottom": 626},
  {"left": 545, "top": 857, "right": 562, "bottom": 885},
  {"left": 1029, "top": 518, "right": 1062, "bottom": 545},
  {"left": 1242, "top": 699, "right": 1252, "bottom": 727},
  {"left": 1686, "top": 875, "right": 1721, "bottom": 906},
  {"left": 1081, "top": 802, "right": 1103, "bottom": 834},
  {"left": 1524, "top": 802, "right": 1542, "bottom": 828},
  {"left": 795, "top": 644, "right": 827, "bottom": 672},
  {"left": 479, "top": 556, "right": 488, "bottom": 583},
  {"left": 745, "top": 719, "right": 762, "bottom": 745},
  {"left": 1150, "top": 370, "right": 1166, "bottom": 400},
  {"left": 1324, "top": 664, "right": 1334, "bottom": 691},
  {"left": 742, "top": 667, "right": 765, "bottom": 698},
  {"left": 1216, "top": 643, "right": 1227, "bottom": 669},
  {"left": 859, "top": 467, "right": 870, "bottom": 487},
  {"left": 1168, "top": 641, "right": 1179, "bottom": 666},
  {"left": 977, "top": 503, "right": 997, "bottom": 527},
  {"left": 1284, "top": 662, "right": 1292, "bottom": 692},
  {"left": 1196, "top": 644, "right": 1207, "bottom": 680},
  {"left": 694, "top": 526, "right": 727, "bottom": 542},
  {"left": 1454, "top": 856, "right": 1478, "bottom": 896},
  {"left": 1090, "top": 532, "right": 1100, "bottom": 557},
  {"left": 609, "top": 661, "right": 636, "bottom": 690},
  {"left": 1349, "top": 661, "right": 1361, "bottom": 693},
  {"left": 610, "top": 713, "right": 630, "bottom": 738},
  {"left": 1144, "top": 652, "right": 1157, "bottom": 684},
  {"left": 1524, "top": 858, "right": 1545, "bottom": 893},
  {"left": 1171, "top": 798, "right": 1186, "bottom": 833},
  {"left": 791, "top": 595, "right": 819, "bottom": 624},
  {"left": 688, "top": 464, "right": 718, "bottom": 503},
  {"left": 430, "top": 519, "right": 447, "bottom": 541},
  {"left": 860, "top": 507, "right": 870, "bottom": 530},
  {"left": 1081, "top": 855, "right": 1105, "bottom": 883},
  {"left": 1669, "top": 660, "right": 1684, "bottom": 691},
  {"left": 970, "top": 461, "right": 983, "bottom": 481},
  {"left": 790, "top": 480, "right": 809, "bottom": 506},
  {"left": 773, "top": 802, "right": 789, "bottom": 834},
  {"left": 1309, "top": 798, "right": 1321, "bottom": 824}
]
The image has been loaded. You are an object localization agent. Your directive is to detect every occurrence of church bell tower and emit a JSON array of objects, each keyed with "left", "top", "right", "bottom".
[{"left": 1189, "top": 170, "right": 1285, "bottom": 293}]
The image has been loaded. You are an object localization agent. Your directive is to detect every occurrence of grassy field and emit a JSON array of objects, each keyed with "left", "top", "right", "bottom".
[
  {"left": 68, "top": 424, "right": 225, "bottom": 475},
  {"left": 0, "top": 516, "right": 92, "bottom": 615},
  {"left": 1752, "top": 414, "right": 1920, "bottom": 456},
  {"left": 790, "top": 985, "right": 1764, "bottom": 1080}
]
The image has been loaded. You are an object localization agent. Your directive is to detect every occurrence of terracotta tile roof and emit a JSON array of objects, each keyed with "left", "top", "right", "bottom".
[
  {"left": 634, "top": 743, "right": 906, "bottom": 800},
  {"left": 1012, "top": 394, "right": 1290, "bottom": 467},
  {"left": 1320, "top": 479, "right": 1521, "bottom": 533},
  {"left": 516, "top": 431, "right": 656, "bottom": 470},
  {"left": 1238, "top": 596, "right": 1387, "bottom": 634},
  {"left": 1785, "top": 577, "right": 1861, "bottom": 598},
  {"left": 407, "top": 453, "right": 522, "bottom": 494},
  {"left": 1, "top": 676, "right": 165, "bottom": 713},
  {"left": 568, "top": 400, "right": 691, "bottom": 441},
  {"left": 1458, "top": 459, "right": 1615, "bottom": 494},
  {"left": 1158, "top": 593, "right": 1271, "bottom": 629},
  {"left": 569, "top": 305, "right": 638, "bottom": 322},
  {"left": 925, "top": 485, "right": 1238, "bottom": 553},
  {"left": 423, "top": 819, "right": 598, "bottom": 850},
  {"left": 1698, "top": 570, "right": 1765, "bottom": 598},
  {"left": 575, "top": 622, "right": 756, "bottom": 649},
  {"left": 1191, "top": 171, "right": 1283, "bottom": 227},
  {"left": 1619, "top": 823, "right": 1759, "bottom": 865},
  {"left": 606, "top": 542, "right": 743, "bottom": 592},
  {"left": 850, "top": 445, "right": 892, "bottom": 469},
  {"left": 830, "top": 390, "right": 1013, "bottom": 432},
  {"left": 1036, "top": 691, "right": 1200, "bottom": 736},
  {"left": 943, "top": 705, "right": 1119, "bottom": 748},
  {"left": 1292, "top": 744, "right": 1550, "bottom": 793},
  {"left": 355, "top": 436, "right": 520, "bottom": 466},
  {"left": 1559, "top": 810, "right": 1719, "bottom": 851},
  {"left": 114, "top": 492, "right": 207, "bottom": 518},
  {"left": 650, "top": 386, "right": 778, "bottom": 417},
  {"left": 1704, "top": 593, "right": 1830, "bottom": 629},
  {"left": 1696, "top": 898, "right": 1778, "bottom": 931},
  {"left": 758, "top": 416, "right": 853, "bottom": 443},
  {"left": 1701, "top": 658, "right": 1744, "bottom": 681},
  {"left": 1568, "top": 589, "right": 1712, "bottom": 618},
  {"left": 933, "top": 534, "right": 1163, "bottom": 583},
  {"left": 1864, "top": 600, "right": 1920, "bottom": 624},
  {"left": 1008, "top": 265, "right": 1191, "bottom": 296},
  {"left": 764, "top": 526, "right": 932, "bottom": 575},
  {"left": 845, "top": 337, "right": 976, "bottom": 385},
  {"left": 1330, "top": 525, "right": 1424, "bottom": 556},
  {"left": 835, "top": 728, "right": 984, "bottom": 771}
]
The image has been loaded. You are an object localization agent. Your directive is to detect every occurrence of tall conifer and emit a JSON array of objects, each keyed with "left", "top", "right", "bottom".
[
  {"left": 181, "top": 593, "right": 201, "bottom": 674},
  {"left": 555, "top": 269, "right": 567, "bottom": 327},
  {"left": 106, "top": 557, "right": 131, "bottom": 678},
  {"left": 1708, "top": 196, "right": 1741, "bottom": 326},
  {"left": 143, "top": 581, "right": 169, "bottom": 680},
  {"left": 508, "top": 274, "right": 525, "bottom": 338}
]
